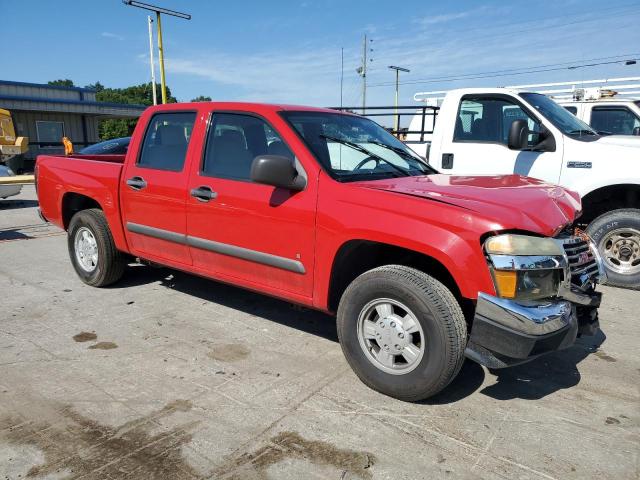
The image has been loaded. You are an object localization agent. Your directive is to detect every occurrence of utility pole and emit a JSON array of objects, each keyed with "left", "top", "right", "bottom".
[
  {"left": 388, "top": 66, "right": 410, "bottom": 134},
  {"left": 340, "top": 47, "right": 344, "bottom": 108},
  {"left": 356, "top": 35, "right": 372, "bottom": 114},
  {"left": 362, "top": 35, "right": 367, "bottom": 114},
  {"left": 147, "top": 16, "right": 157, "bottom": 105},
  {"left": 122, "top": 1, "right": 191, "bottom": 104}
]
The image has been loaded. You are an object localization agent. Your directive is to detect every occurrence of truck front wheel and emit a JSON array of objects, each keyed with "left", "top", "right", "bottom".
[
  {"left": 587, "top": 208, "right": 640, "bottom": 289},
  {"left": 337, "top": 265, "right": 467, "bottom": 401},
  {"left": 68, "top": 209, "right": 125, "bottom": 287}
]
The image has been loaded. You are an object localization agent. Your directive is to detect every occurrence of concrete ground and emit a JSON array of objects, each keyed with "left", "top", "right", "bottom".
[{"left": 0, "top": 185, "right": 638, "bottom": 480}]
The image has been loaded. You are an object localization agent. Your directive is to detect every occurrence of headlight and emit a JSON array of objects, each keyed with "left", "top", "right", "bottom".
[
  {"left": 491, "top": 268, "right": 563, "bottom": 300},
  {"left": 485, "top": 234, "right": 563, "bottom": 256},
  {"left": 485, "top": 234, "right": 566, "bottom": 301}
]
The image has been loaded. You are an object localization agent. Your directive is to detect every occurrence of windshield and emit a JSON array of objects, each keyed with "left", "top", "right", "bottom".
[
  {"left": 520, "top": 93, "right": 598, "bottom": 137},
  {"left": 80, "top": 137, "right": 130, "bottom": 155},
  {"left": 280, "top": 111, "right": 435, "bottom": 181}
]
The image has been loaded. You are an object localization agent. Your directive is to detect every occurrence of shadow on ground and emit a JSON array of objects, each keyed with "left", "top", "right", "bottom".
[
  {"left": 112, "top": 264, "right": 604, "bottom": 404},
  {"left": 0, "top": 228, "right": 31, "bottom": 241},
  {"left": 0, "top": 199, "right": 39, "bottom": 210},
  {"left": 112, "top": 264, "right": 339, "bottom": 342},
  {"left": 480, "top": 330, "right": 606, "bottom": 401}
]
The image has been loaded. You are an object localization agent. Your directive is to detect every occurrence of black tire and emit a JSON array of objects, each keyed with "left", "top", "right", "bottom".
[
  {"left": 67, "top": 208, "right": 125, "bottom": 287},
  {"left": 586, "top": 208, "right": 640, "bottom": 289},
  {"left": 337, "top": 265, "right": 467, "bottom": 401}
]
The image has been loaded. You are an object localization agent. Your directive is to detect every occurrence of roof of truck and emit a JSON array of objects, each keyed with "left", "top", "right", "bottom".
[{"left": 145, "top": 101, "right": 342, "bottom": 114}]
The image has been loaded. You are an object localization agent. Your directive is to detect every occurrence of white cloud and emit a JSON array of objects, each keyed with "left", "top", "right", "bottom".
[
  {"left": 162, "top": 48, "right": 350, "bottom": 105},
  {"left": 416, "top": 11, "right": 473, "bottom": 26},
  {"left": 101, "top": 32, "right": 124, "bottom": 41},
  {"left": 151, "top": 8, "right": 638, "bottom": 107}
]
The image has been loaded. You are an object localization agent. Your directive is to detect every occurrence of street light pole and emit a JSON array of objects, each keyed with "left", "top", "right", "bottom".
[
  {"left": 122, "top": 1, "right": 191, "bottom": 104},
  {"left": 147, "top": 16, "right": 157, "bottom": 105},
  {"left": 155, "top": 11, "right": 167, "bottom": 104},
  {"left": 388, "top": 65, "right": 410, "bottom": 135}
]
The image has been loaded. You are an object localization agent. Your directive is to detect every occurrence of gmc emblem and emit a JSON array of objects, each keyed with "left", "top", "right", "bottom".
[{"left": 578, "top": 251, "right": 591, "bottom": 265}]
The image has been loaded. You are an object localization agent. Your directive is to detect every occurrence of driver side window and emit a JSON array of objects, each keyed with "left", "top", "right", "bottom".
[{"left": 454, "top": 97, "right": 539, "bottom": 146}]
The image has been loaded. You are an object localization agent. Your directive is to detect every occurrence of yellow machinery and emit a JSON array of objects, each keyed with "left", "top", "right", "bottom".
[
  {"left": 0, "top": 108, "right": 33, "bottom": 185},
  {"left": 0, "top": 108, "right": 29, "bottom": 163}
]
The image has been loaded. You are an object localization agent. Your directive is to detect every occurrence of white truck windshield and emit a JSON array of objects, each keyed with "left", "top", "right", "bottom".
[{"left": 520, "top": 93, "right": 598, "bottom": 138}]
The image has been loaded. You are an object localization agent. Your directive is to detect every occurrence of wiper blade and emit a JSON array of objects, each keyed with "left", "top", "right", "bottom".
[
  {"left": 568, "top": 129, "right": 597, "bottom": 136},
  {"left": 319, "top": 134, "right": 411, "bottom": 176},
  {"left": 365, "top": 140, "right": 434, "bottom": 172}
]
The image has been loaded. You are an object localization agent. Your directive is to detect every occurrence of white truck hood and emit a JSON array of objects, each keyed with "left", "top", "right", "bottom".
[{"left": 595, "top": 135, "right": 640, "bottom": 148}]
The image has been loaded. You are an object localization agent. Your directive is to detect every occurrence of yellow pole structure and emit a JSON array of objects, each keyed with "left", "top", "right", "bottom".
[{"left": 156, "top": 11, "right": 167, "bottom": 104}]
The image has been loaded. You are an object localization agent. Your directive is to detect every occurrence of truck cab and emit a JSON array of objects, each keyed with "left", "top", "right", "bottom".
[{"left": 407, "top": 88, "right": 640, "bottom": 289}]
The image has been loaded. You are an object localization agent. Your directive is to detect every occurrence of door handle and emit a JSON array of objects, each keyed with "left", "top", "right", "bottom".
[
  {"left": 441, "top": 153, "right": 454, "bottom": 169},
  {"left": 126, "top": 176, "right": 147, "bottom": 190},
  {"left": 190, "top": 185, "right": 217, "bottom": 202}
]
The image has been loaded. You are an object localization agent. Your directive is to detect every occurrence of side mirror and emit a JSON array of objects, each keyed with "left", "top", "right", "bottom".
[
  {"left": 508, "top": 119, "right": 529, "bottom": 150},
  {"left": 633, "top": 126, "right": 640, "bottom": 136},
  {"left": 250, "top": 155, "right": 306, "bottom": 191}
]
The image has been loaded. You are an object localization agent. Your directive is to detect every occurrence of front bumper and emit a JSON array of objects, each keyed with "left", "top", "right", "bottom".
[{"left": 465, "top": 290, "right": 601, "bottom": 369}]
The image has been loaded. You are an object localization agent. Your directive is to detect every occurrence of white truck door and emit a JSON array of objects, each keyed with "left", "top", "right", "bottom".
[{"left": 434, "top": 93, "right": 564, "bottom": 183}]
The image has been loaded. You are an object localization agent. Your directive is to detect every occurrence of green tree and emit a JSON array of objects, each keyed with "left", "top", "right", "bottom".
[
  {"left": 48, "top": 79, "right": 75, "bottom": 87},
  {"left": 95, "top": 82, "right": 177, "bottom": 140},
  {"left": 191, "top": 95, "right": 212, "bottom": 102},
  {"left": 85, "top": 81, "right": 105, "bottom": 92}
]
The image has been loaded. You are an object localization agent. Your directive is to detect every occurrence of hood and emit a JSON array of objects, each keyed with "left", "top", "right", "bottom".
[
  {"left": 358, "top": 174, "right": 581, "bottom": 237},
  {"left": 595, "top": 135, "right": 640, "bottom": 148}
]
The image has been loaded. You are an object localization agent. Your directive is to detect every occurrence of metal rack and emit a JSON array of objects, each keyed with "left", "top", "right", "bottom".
[{"left": 330, "top": 105, "right": 439, "bottom": 142}]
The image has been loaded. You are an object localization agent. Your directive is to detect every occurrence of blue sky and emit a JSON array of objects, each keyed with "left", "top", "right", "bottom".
[{"left": 2, "top": 0, "right": 639, "bottom": 106}]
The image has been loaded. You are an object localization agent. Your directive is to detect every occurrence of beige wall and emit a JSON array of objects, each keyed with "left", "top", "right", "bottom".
[{"left": 11, "top": 111, "right": 100, "bottom": 159}]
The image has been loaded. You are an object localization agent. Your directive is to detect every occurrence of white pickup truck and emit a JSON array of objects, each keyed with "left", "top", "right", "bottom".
[{"left": 406, "top": 88, "right": 640, "bottom": 288}]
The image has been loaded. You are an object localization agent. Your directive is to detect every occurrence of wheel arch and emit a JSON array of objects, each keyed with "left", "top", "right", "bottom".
[
  {"left": 326, "top": 239, "right": 476, "bottom": 319},
  {"left": 61, "top": 192, "right": 102, "bottom": 230},
  {"left": 60, "top": 190, "right": 129, "bottom": 252},
  {"left": 580, "top": 183, "right": 640, "bottom": 224}
]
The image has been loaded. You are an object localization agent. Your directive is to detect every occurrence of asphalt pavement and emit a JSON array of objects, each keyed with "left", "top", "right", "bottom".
[{"left": 1, "top": 186, "right": 638, "bottom": 479}]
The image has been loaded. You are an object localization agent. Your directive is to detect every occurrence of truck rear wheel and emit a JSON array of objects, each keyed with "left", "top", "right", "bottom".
[
  {"left": 337, "top": 265, "right": 467, "bottom": 401},
  {"left": 587, "top": 209, "right": 640, "bottom": 289},
  {"left": 68, "top": 209, "right": 125, "bottom": 287}
]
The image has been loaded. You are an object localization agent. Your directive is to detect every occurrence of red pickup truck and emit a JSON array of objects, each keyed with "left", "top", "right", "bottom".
[{"left": 36, "top": 102, "right": 604, "bottom": 400}]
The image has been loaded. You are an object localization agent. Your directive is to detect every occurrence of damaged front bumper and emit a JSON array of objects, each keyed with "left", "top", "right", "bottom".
[
  {"left": 465, "top": 290, "right": 600, "bottom": 368},
  {"left": 466, "top": 234, "right": 603, "bottom": 369}
]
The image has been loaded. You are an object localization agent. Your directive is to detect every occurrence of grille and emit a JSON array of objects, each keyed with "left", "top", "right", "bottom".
[{"left": 561, "top": 236, "right": 600, "bottom": 288}]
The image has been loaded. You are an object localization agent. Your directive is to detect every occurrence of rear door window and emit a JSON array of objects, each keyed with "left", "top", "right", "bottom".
[
  {"left": 138, "top": 112, "right": 196, "bottom": 171},
  {"left": 590, "top": 107, "right": 640, "bottom": 135}
]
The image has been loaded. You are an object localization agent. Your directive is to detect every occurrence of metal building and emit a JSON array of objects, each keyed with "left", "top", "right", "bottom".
[{"left": 0, "top": 80, "right": 145, "bottom": 169}]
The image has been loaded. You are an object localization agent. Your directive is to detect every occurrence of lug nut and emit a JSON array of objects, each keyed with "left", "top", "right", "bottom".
[
  {"left": 390, "top": 321, "right": 396, "bottom": 328},
  {"left": 398, "top": 332, "right": 404, "bottom": 339},
  {"left": 394, "top": 344, "right": 400, "bottom": 349}
]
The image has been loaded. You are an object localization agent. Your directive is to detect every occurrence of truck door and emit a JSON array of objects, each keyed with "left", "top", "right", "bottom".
[
  {"left": 435, "top": 94, "right": 563, "bottom": 184},
  {"left": 121, "top": 111, "right": 198, "bottom": 266},
  {"left": 185, "top": 111, "right": 317, "bottom": 300}
]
